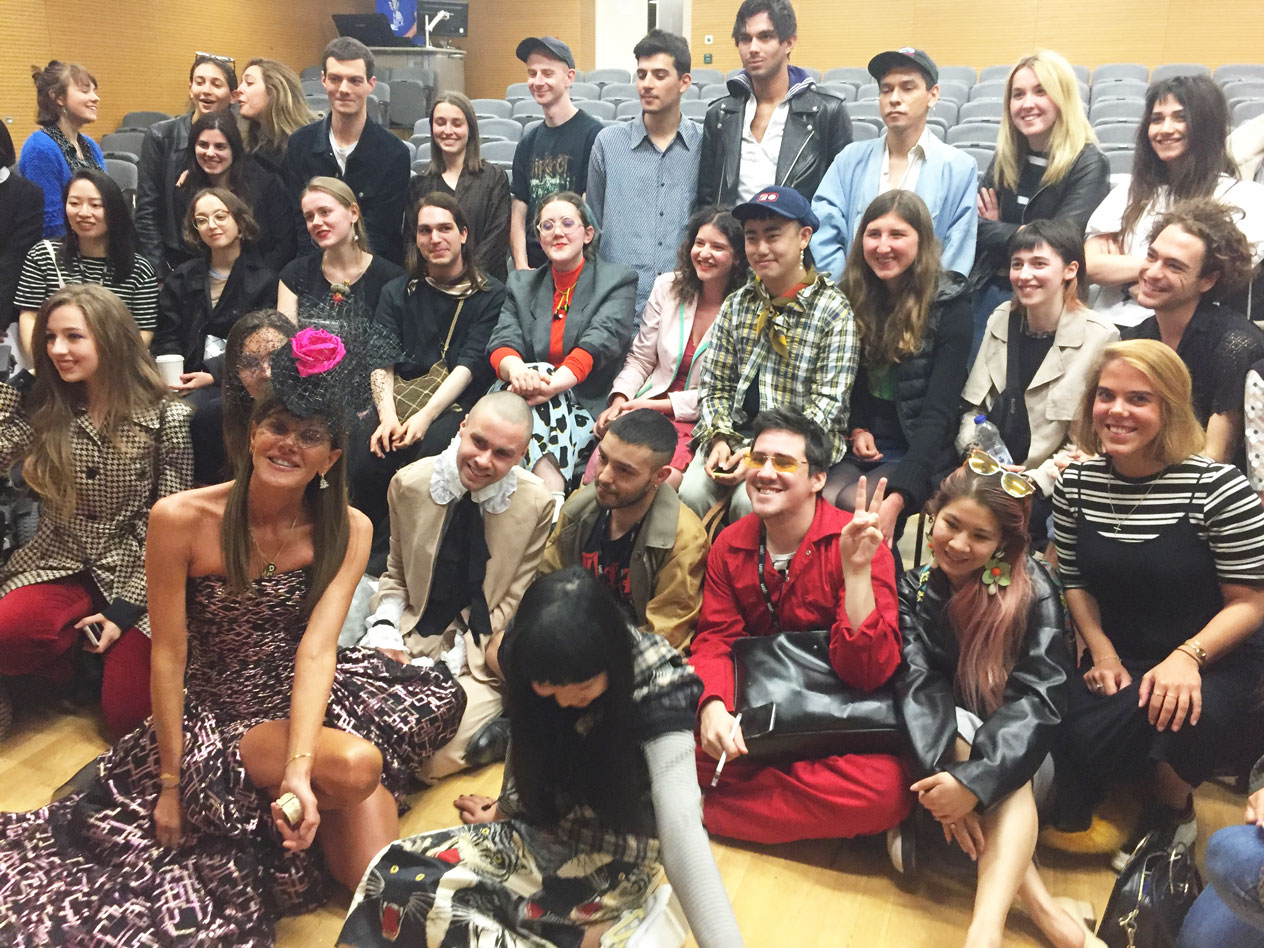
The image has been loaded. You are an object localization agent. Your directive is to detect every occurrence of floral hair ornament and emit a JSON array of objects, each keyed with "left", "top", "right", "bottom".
[
  {"left": 981, "top": 552, "right": 1012, "bottom": 595},
  {"left": 290, "top": 327, "right": 347, "bottom": 377}
]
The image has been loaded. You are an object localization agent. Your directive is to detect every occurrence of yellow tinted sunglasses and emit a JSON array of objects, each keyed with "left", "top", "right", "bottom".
[
  {"left": 742, "top": 451, "right": 806, "bottom": 473},
  {"left": 966, "top": 449, "right": 1035, "bottom": 499}
]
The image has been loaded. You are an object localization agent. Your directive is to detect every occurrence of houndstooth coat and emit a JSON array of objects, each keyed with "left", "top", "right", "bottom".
[{"left": 0, "top": 382, "right": 193, "bottom": 634}]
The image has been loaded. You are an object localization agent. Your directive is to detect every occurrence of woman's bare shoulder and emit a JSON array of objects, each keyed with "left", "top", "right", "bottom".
[{"left": 150, "top": 482, "right": 232, "bottom": 527}]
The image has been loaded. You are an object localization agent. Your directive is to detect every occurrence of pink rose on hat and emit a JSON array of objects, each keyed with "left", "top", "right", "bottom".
[{"left": 290, "top": 327, "right": 347, "bottom": 378}]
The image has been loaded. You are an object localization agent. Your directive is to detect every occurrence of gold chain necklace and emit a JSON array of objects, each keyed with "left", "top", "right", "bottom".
[
  {"left": 249, "top": 511, "right": 302, "bottom": 577},
  {"left": 1103, "top": 469, "right": 1162, "bottom": 533}
]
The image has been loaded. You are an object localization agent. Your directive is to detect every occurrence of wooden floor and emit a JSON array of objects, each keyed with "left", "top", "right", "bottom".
[{"left": 0, "top": 692, "right": 1245, "bottom": 947}]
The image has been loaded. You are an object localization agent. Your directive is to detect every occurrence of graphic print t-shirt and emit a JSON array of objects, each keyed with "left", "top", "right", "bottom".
[
  {"left": 511, "top": 108, "right": 604, "bottom": 256},
  {"left": 580, "top": 507, "right": 641, "bottom": 618}
]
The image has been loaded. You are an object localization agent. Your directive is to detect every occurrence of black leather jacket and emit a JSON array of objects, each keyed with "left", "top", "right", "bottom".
[
  {"left": 696, "top": 67, "right": 852, "bottom": 209},
  {"left": 136, "top": 115, "right": 193, "bottom": 278},
  {"left": 970, "top": 144, "right": 1110, "bottom": 289},
  {"left": 153, "top": 253, "right": 279, "bottom": 378},
  {"left": 894, "top": 558, "right": 1073, "bottom": 810}
]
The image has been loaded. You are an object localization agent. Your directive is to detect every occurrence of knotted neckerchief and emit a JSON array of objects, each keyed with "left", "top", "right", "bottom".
[{"left": 753, "top": 267, "right": 819, "bottom": 356}]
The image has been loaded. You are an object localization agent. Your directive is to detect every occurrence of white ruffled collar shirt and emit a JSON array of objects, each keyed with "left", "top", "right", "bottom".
[{"left": 429, "top": 433, "right": 518, "bottom": 514}]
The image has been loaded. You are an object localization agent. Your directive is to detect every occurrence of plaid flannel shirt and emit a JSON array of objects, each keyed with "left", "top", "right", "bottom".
[{"left": 692, "top": 272, "right": 858, "bottom": 462}]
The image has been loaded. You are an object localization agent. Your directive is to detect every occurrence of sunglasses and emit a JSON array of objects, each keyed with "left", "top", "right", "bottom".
[
  {"left": 966, "top": 449, "right": 1034, "bottom": 498},
  {"left": 743, "top": 451, "right": 807, "bottom": 474}
]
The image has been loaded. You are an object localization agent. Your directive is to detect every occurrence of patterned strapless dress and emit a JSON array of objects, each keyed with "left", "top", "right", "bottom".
[{"left": 0, "top": 569, "right": 466, "bottom": 947}]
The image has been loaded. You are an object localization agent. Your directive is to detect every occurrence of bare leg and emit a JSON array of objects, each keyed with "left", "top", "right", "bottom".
[
  {"left": 240, "top": 720, "right": 391, "bottom": 890},
  {"left": 318, "top": 783, "right": 399, "bottom": 891},
  {"left": 963, "top": 783, "right": 1039, "bottom": 948},
  {"left": 532, "top": 455, "right": 566, "bottom": 494},
  {"left": 1016, "top": 864, "right": 1097, "bottom": 948}
]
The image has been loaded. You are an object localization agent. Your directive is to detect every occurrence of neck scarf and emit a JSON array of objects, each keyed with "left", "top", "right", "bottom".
[{"left": 42, "top": 124, "right": 102, "bottom": 172}]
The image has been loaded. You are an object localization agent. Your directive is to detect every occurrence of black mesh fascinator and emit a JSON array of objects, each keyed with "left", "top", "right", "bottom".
[{"left": 268, "top": 315, "right": 399, "bottom": 436}]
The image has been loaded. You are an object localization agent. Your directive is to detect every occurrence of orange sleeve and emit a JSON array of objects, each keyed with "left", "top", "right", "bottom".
[
  {"left": 489, "top": 347, "right": 521, "bottom": 377},
  {"left": 560, "top": 348, "right": 594, "bottom": 385}
]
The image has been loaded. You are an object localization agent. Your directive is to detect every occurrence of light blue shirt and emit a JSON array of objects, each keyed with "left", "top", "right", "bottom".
[
  {"left": 809, "top": 131, "right": 979, "bottom": 280},
  {"left": 587, "top": 115, "right": 702, "bottom": 322}
]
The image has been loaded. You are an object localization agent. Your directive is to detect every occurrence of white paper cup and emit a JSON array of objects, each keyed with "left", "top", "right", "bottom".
[{"left": 155, "top": 354, "right": 184, "bottom": 388}]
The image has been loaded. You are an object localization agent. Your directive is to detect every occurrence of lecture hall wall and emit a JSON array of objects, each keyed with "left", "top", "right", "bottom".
[
  {"left": 1, "top": 0, "right": 594, "bottom": 146},
  {"left": 3, "top": 0, "right": 1261, "bottom": 147}
]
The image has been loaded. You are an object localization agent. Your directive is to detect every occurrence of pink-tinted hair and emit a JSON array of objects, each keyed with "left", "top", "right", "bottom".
[{"left": 926, "top": 466, "right": 1034, "bottom": 716}]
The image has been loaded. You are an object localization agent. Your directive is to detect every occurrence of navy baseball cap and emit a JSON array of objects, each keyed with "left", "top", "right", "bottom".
[
  {"left": 516, "top": 36, "right": 575, "bottom": 69},
  {"left": 731, "top": 185, "right": 820, "bottom": 231},
  {"left": 868, "top": 47, "right": 939, "bottom": 87}
]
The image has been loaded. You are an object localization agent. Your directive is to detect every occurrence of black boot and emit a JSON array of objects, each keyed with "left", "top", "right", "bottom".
[{"left": 465, "top": 715, "right": 510, "bottom": 768}]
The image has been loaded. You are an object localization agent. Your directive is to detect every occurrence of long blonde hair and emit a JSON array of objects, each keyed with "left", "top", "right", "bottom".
[
  {"left": 241, "top": 58, "right": 316, "bottom": 157},
  {"left": 841, "top": 190, "right": 941, "bottom": 367},
  {"left": 25, "top": 285, "right": 172, "bottom": 518},
  {"left": 993, "top": 50, "right": 1097, "bottom": 192}
]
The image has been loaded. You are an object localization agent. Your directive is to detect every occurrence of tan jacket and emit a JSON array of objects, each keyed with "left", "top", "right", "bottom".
[
  {"left": 539, "top": 482, "right": 708, "bottom": 650},
  {"left": 957, "top": 301, "right": 1118, "bottom": 495},
  {"left": 372, "top": 456, "right": 555, "bottom": 676}
]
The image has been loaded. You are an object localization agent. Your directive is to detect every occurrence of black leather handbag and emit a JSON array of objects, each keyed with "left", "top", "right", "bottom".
[
  {"left": 731, "top": 629, "right": 904, "bottom": 762},
  {"left": 1097, "top": 831, "right": 1203, "bottom": 948}
]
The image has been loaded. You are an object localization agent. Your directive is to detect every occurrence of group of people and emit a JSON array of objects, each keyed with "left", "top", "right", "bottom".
[{"left": 2, "top": 0, "right": 1264, "bottom": 945}]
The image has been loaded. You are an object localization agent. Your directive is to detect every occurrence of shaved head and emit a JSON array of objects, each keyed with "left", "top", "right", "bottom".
[{"left": 469, "top": 390, "right": 533, "bottom": 447}]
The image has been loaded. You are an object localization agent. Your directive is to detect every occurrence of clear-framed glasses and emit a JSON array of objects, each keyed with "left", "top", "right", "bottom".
[
  {"left": 965, "top": 449, "right": 1035, "bottom": 498},
  {"left": 742, "top": 451, "right": 807, "bottom": 474},
  {"left": 194, "top": 209, "right": 232, "bottom": 229},
  {"left": 537, "top": 217, "right": 580, "bottom": 235}
]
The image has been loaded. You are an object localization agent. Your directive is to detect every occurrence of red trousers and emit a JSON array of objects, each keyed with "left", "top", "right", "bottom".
[
  {"left": 697, "top": 745, "right": 912, "bottom": 844},
  {"left": 0, "top": 577, "right": 152, "bottom": 735}
]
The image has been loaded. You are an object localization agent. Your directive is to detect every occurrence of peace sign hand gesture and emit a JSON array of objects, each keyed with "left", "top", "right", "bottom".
[{"left": 839, "top": 475, "right": 887, "bottom": 575}]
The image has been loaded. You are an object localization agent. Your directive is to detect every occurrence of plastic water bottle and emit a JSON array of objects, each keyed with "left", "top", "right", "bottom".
[{"left": 972, "top": 415, "right": 1014, "bottom": 466}]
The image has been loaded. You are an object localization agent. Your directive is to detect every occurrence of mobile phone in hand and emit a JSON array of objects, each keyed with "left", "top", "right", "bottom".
[{"left": 82, "top": 622, "right": 103, "bottom": 648}]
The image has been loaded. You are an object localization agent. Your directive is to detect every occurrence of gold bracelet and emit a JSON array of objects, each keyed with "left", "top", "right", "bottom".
[
  {"left": 1093, "top": 652, "right": 1119, "bottom": 665},
  {"left": 287, "top": 752, "right": 314, "bottom": 766},
  {"left": 1183, "top": 638, "right": 1209, "bottom": 665},
  {"left": 158, "top": 771, "right": 180, "bottom": 788},
  {"left": 1176, "top": 643, "right": 1207, "bottom": 668}
]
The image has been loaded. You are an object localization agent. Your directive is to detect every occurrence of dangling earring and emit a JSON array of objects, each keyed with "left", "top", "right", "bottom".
[
  {"left": 799, "top": 247, "right": 806, "bottom": 270},
  {"left": 981, "top": 551, "right": 1012, "bottom": 595},
  {"left": 319, "top": 473, "right": 330, "bottom": 490}
]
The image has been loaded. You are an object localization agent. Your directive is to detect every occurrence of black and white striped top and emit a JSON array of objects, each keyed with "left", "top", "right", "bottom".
[{"left": 1053, "top": 455, "right": 1264, "bottom": 589}]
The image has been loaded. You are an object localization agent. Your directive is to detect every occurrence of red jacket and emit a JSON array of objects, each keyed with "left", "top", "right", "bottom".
[{"left": 689, "top": 498, "right": 901, "bottom": 711}]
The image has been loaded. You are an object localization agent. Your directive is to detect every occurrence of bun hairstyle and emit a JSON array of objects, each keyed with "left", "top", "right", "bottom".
[{"left": 32, "top": 60, "right": 97, "bottom": 126}]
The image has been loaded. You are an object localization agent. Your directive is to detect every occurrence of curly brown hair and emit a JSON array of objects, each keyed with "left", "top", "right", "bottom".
[
  {"left": 182, "top": 187, "right": 261, "bottom": 254},
  {"left": 1146, "top": 196, "right": 1255, "bottom": 301}
]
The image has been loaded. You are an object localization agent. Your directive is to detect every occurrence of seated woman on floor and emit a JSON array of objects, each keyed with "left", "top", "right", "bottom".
[
  {"left": 590, "top": 206, "right": 747, "bottom": 489},
  {"left": 0, "top": 283, "right": 191, "bottom": 739},
  {"left": 957, "top": 219, "right": 1118, "bottom": 548},
  {"left": 0, "top": 324, "right": 466, "bottom": 944},
  {"left": 486, "top": 190, "right": 637, "bottom": 502},
  {"left": 154, "top": 189, "right": 278, "bottom": 405},
  {"left": 339, "top": 567, "right": 743, "bottom": 948},
  {"left": 188, "top": 307, "right": 295, "bottom": 484},
  {"left": 1051, "top": 339, "right": 1264, "bottom": 869},
  {"left": 895, "top": 455, "right": 1102, "bottom": 948}
]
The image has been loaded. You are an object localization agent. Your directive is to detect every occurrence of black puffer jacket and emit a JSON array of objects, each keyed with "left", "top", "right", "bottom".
[
  {"left": 970, "top": 144, "right": 1110, "bottom": 289},
  {"left": 696, "top": 66, "right": 852, "bottom": 209},
  {"left": 894, "top": 558, "right": 1073, "bottom": 809},
  {"left": 849, "top": 272, "right": 972, "bottom": 508}
]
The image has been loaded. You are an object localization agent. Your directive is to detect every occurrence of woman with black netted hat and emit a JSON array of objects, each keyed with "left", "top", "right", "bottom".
[{"left": 0, "top": 325, "right": 465, "bottom": 944}]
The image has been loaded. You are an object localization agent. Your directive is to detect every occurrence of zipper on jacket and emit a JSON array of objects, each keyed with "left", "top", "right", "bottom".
[{"left": 779, "top": 127, "right": 816, "bottom": 187}]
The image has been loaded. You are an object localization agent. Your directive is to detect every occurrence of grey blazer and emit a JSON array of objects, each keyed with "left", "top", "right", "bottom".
[{"left": 486, "top": 256, "right": 638, "bottom": 415}]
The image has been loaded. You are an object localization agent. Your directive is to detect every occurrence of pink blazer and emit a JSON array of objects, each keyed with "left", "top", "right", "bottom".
[{"left": 608, "top": 272, "right": 715, "bottom": 423}]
